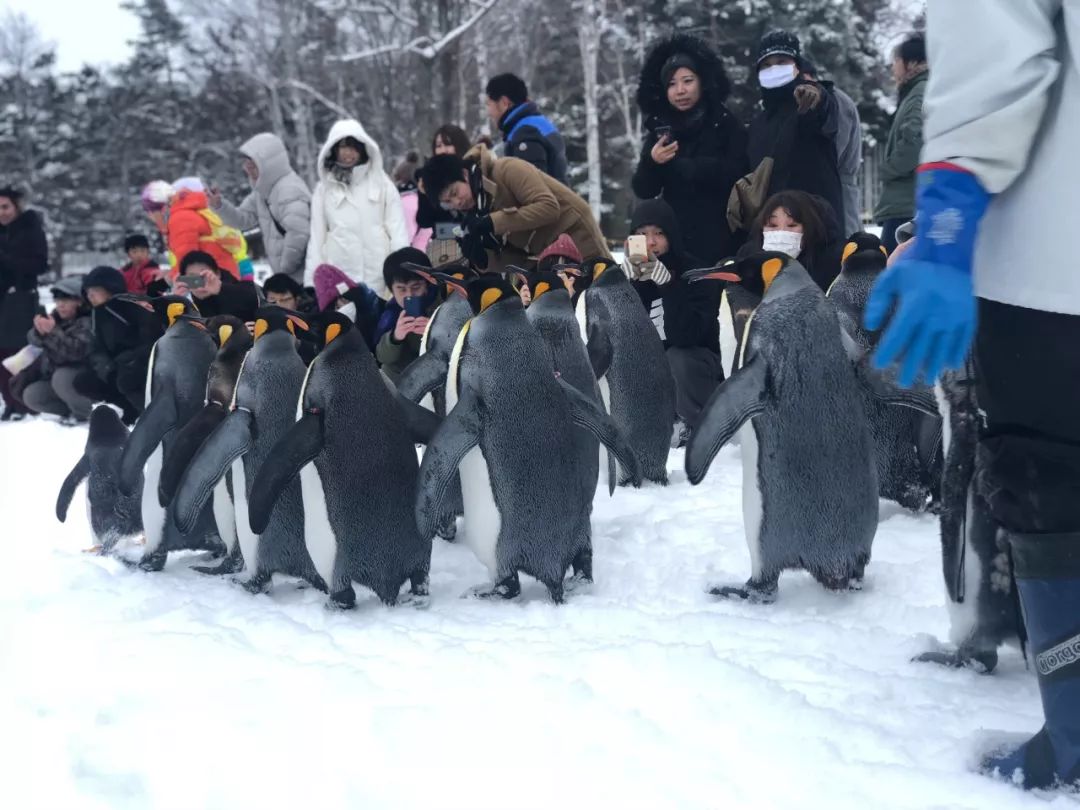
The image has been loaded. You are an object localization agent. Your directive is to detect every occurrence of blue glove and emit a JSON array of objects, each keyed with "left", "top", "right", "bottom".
[{"left": 865, "top": 164, "right": 991, "bottom": 387}]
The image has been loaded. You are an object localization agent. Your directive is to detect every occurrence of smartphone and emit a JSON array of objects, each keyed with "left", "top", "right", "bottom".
[
  {"left": 434, "top": 222, "right": 459, "bottom": 240},
  {"left": 654, "top": 125, "right": 673, "bottom": 142},
  {"left": 403, "top": 296, "right": 425, "bottom": 317},
  {"left": 176, "top": 274, "right": 206, "bottom": 290},
  {"left": 627, "top": 234, "right": 649, "bottom": 264}
]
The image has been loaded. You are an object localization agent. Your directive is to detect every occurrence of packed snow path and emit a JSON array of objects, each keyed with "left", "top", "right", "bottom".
[{"left": 1, "top": 419, "right": 1071, "bottom": 808}]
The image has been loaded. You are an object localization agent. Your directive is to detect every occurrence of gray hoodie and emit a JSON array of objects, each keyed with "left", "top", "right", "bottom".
[
  {"left": 923, "top": 0, "right": 1076, "bottom": 315},
  {"left": 217, "top": 133, "right": 312, "bottom": 283}
]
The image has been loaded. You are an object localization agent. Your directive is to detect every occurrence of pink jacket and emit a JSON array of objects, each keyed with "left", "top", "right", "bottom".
[{"left": 399, "top": 189, "right": 431, "bottom": 252}]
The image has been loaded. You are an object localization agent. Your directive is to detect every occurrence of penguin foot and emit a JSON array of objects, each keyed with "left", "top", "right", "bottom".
[
  {"left": 238, "top": 574, "right": 272, "bottom": 595},
  {"left": 708, "top": 580, "right": 778, "bottom": 604},
  {"left": 82, "top": 544, "right": 103, "bottom": 555},
  {"left": 133, "top": 535, "right": 146, "bottom": 546},
  {"left": 436, "top": 517, "right": 458, "bottom": 542},
  {"left": 914, "top": 647, "right": 998, "bottom": 674},
  {"left": 398, "top": 591, "right": 432, "bottom": 610},
  {"left": 563, "top": 572, "right": 594, "bottom": 596},
  {"left": 326, "top": 586, "right": 357, "bottom": 611},
  {"left": 192, "top": 558, "right": 241, "bottom": 576},
  {"left": 465, "top": 575, "right": 521, "bottom": 601},
  {"left": 137, "top": 549, "right": 167, "bottom": 572}
]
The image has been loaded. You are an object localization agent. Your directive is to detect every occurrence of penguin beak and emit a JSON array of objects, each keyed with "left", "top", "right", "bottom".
[
  {"left": 430, "top": 271, "right": 469, "bottom": 299},
  {"left": 402, "top": 263, "right": 438, "bottom": 286},
  {"left": 553, "top": 263, "right": 583, "bottom": 277},
  {"left": 683, "top": 264, "right": 741, "bottom": 284}
]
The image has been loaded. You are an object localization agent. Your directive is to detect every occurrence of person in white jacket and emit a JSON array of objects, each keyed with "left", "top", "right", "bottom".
[{"left": 306, "top": 119, "right": 408, "bottom": 298}]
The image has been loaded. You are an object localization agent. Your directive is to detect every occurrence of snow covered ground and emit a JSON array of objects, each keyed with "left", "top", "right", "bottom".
[{"left": 1, "top": 417, "right": 1072, "bottom": 809}]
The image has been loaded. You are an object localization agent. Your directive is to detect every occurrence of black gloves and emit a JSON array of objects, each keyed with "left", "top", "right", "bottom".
[{"left": 459, "top": 214, "right": 499, "bottom": 270}]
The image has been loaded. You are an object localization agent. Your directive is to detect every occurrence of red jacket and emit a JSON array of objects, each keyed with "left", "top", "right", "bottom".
[
  {"left": 120, "top": 259, "right": 163, "bottom": 295},
  {"left": 167, "top": 190, "right": 240, "bottom": 280}
]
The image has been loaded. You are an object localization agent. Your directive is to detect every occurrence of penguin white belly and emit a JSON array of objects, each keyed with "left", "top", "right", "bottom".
[
  {"left": 141, "top": 444, "right": 166, "bottom": 553},
  {"left": 300, "top": 462, "right": 337, "bottom": 587},
  {"left": 719, "top": 288, "right": 737, "bottom": 380},
  {"left": 597, "top": 375, "right": 618, "bottom": 488},
  {"left": 947, "top": 487, "right": 983, "bottom": 645},
  {"left": 934, "top": 382, "right": 951, "bottom": 456},
  {"left": 213, "top": 479, "right": 237, "bottom": 553},
  {"left": 418, "top": 318, "right": 436, "bottom": 413},
  {"left": 458, "top": 448, "right": 502, "bottom": 576},
  {"left": 232, "top": 459, "right": 258, "bottom": 573},
  {"left": 739, "top": 421, "right": 764, "bottom": 579}
]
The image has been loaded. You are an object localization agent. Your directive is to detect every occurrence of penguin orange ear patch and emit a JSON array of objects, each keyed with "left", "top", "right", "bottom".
[
  {"left": 288, "top": 315, "right": 309, "bottom": 332},
  {"left": 166, "top": 302, "right": 186, "bottom": 326},
  {"left": 842, "top": 242, "right": 858, "bottom": 263},
  {"left": 325, "top": 322, "right": 342, "bottom": 345},
  {"left": 534, "top": 281, "right": 551, "bottom": 299},
  {"left": 480, "top": 287, "right": 503, "bottom": 312},
  {"left": 253, "top": 319, "right": 269, "bottom": 340},
  {"left": 218, "top": 324, "right": 234, "bottom": 345},
  {"left": 761, "top": 257, "right": 784, "bottom": 290}
]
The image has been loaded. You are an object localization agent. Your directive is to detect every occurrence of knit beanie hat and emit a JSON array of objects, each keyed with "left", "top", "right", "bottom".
[
  {"left": 83, "top": 266, "right": 127, "bottom": 296},
  {"left": 140, "top": 180, "right": 175, "bottom": 213},
  {"left": 383, "top": 247, "right": 431, "bottom": 291},
  {"left": 124, "top": 233, "right": 150, "bottom": 252},
  {"left": 50, "top": 275, "right": 86, "bottom": 301},
  {"left": 661, "top": 52, "right": 699, "bottom": 86},
  {"left": 537, "top": 233, "right": 583, "bottom": 266},
  {"left": 314, "top": 264, "right": 356, "bottom": 312},
  {"left": 172, "top": 176, "right": 205, "bottom": 192},
  {"left": 757, "top": 30, "right": 802, "bottom": 66}
]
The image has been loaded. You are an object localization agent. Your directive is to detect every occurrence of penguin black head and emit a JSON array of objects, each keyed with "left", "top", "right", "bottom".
[
  {"left": 319, "top": 310, "right": 357, "bottom": 350},
  {"left": 524, "top": 270, "right": 569, "bottom": 301},
  {"left": 841, "top": 232, "right": 888, "bottom": 274},
  {"left": 251, "top": 306, "right": 314, "bottom": 344},
  {"left": 433, "top": 272, "right": 520, "bottom": 317},
  {"left": 206, "top": 315, "right": 251, "bottom": 351},
  {"left": 582, "top": 256, "right": 618, "bottom": 286},
  {"left": 684, "top": 251, "right": 793, "bottom": 298},
  {"left": 87, "top": 403, "right": 129, "bottom": 443},
  {"left": 147, "top": 294, "right": 204, "bottom": 329},
  {"left": 402, "top": 259, "right": 477, "bottom": 294}
]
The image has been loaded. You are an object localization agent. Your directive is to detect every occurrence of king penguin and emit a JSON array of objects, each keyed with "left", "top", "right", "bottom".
[
  {"left": 247, "top": 312, "right": 437, "bottom": 609},
  {"left": 174, "top": 308, "right": 327, "bottom": 594},
  {"left": 118, "top": 296, "right": 220, "bottom": 570},
  {"left": 915, "top": 361, "right": 1020, "bottom": 672},
  {"left": 416, "top": 274, "right": 640, "bottom": 602},
  {"left": 684, "top": 252, "right": 935, "bottom": 602},
  {"left": 157, "top": 314, "right": 252, "bottom": 574},
  {"left": 828, "top": 232, "right": 941, "bottom": 511},
  {"left": 56, "top": 404, "right": 143, "bottom": 553},
  {"left": 575, "top": 257, "right": 675, "bottom": 485},
  {"left": 524, "top": 268, "right": 607, "bottom": 581}
]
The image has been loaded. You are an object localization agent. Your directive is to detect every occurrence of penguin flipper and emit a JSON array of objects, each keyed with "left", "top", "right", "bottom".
[
  {"left": 859, "top": 367, "right": 940, "bottom": 416},
  {"left": 556, "top": 377, "right": 641, "bottom": 493},
  {"left": 586, "top": 324, "right": 613, "bottom": 380},
  {"left": 416, "top": 385, "right": 482, "bottom": 540},
  {"left": 397, "top": 351, "right": 449, "bottom": 402},
  {"left": 398, "top": 393, "right": 442, "bottom": 445},
  {"left": 686, "top": 356, "right": 768, "bottom": 485},
  {"left": 158, "top": 402, "right": 228, "bottom": 507},
  {"left": 56, "top": 454, "right": 90, "bottom": 523},
  {"left": 248, "top": 410, "right": 323, "bottom": 535},
  {"left": 174, "top": 409, "right": 254, "bottom": 535},
  {"left": 118, "top": 393, "right": 178, "bottom": 495}
]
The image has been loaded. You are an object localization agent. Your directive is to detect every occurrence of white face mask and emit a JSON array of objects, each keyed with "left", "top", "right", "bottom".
[
  {"left": 759, "top": 64, "right": 798, "bottom": 89},
  {"left": 338, "top": 301, "right": 357, "bottom": 323},
  {"left": 762, "top": 229, "right": 803, "bottom": 258}
]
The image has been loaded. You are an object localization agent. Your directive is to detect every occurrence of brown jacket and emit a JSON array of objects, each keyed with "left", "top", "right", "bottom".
[{"left": 467, "top": 145, "right": 611, "bottom": 269}]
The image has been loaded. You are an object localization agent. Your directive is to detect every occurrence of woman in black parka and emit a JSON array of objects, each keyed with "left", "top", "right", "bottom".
[{"left": 631, "top": 34, "right": 749, "bottom": 265}]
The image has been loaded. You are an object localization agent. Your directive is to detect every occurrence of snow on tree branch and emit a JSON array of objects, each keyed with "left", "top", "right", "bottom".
[{"left": 333, "top": 0, "right": 500, "bottom": 63}]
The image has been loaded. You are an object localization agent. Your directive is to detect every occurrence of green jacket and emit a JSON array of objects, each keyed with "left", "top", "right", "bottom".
[
  {"left": 874, "top": 72, "right": 928, "bottom": 221},
  {"left": 376, "top": 329, "right": 423, "bottom": 384}
]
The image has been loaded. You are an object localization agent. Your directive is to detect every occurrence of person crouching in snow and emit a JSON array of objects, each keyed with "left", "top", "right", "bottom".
[
  {"left": 14, "top": 275, "right": 94, "bottom": 424},
  {"left": 625, "top": 199, "right": 724, "bottom": 444},
  {"left": 306, "top": 120, "right": 409, "bottom": 299},
  {"left": 373, "top": 248, "right": 437, "bottom": 383},
  {"left": 313, "top": 263, "right": 385, "bottom": 352},
  {"left": 119, "top": 233, "right": 167, "bottom": 296}
]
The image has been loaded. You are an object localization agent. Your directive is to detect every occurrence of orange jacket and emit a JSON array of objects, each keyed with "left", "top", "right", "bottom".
[{"left": 167, "top": 190, "right": 240, "bottom": 279}]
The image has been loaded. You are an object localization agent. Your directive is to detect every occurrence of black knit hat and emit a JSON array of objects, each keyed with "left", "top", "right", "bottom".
[
  {"left": 757, "top": 30, "right": 802, "bottom": 66},
  {"left": 82, "top": 266, "right": 127, "bottom": 296},
  {"left": 418, "top": 154, "right": 467, "bottom": 206},
  {"left": 384, "top": 246, "right": 432, "bottom": 290},
  {"left": 124, "top": 233, "right": 150, "bottom": 252},
  {"left": 660, "top": 52, "right": 699, "bottom": 86},
  {"left": 629, "top": 198, "right": 685, "bottom": 256}
]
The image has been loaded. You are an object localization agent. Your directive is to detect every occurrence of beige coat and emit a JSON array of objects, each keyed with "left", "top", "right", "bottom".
[{"left": 467, "top": 145, "right": 610, "bottom": 268}]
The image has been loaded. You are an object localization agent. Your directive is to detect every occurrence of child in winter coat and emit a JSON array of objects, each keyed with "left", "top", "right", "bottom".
[
  {"left": 373, "top": 248, "right": 438, "bottom": 383},
  {"left": 15, "top": 276, "right": 94, "bottom": 422},
  {"left": 118, "top": 233, "right": 167, "bottom": 296}
]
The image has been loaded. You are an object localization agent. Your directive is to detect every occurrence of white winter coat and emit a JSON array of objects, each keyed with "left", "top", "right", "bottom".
[
  {"left": 217, "top": 132, "right": 311, "bottom": 283},
  {"left": 923, "top": 0, "right": 1078, "bottom": 315},
  {"left": 305, "top": 119, "right": 408, "bottom": 298}
]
